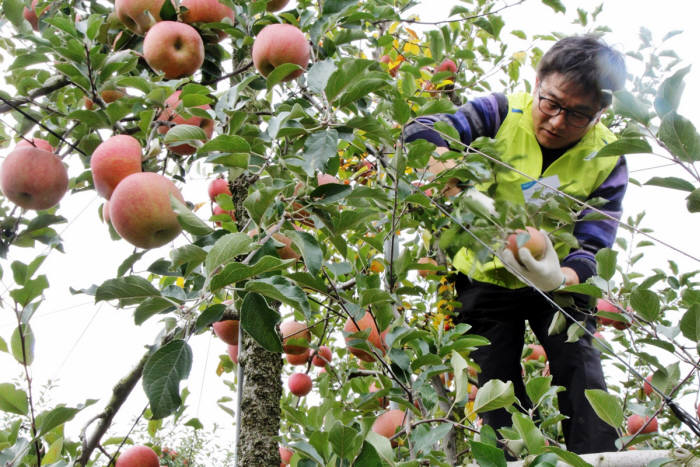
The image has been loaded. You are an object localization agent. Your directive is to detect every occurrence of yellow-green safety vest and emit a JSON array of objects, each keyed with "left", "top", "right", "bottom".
[{"left": 452, "top": 92, "right": 620, "bottom": 288}]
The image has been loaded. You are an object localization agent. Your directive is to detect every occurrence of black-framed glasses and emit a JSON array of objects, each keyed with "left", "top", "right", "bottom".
[{"left": 537, "top": 90, "right": 597, "bottom": 128}]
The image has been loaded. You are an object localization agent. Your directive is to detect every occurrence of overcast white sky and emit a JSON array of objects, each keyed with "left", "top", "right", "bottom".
[{"left": 0, "top": 0, "right": 698, "bottom": 451}]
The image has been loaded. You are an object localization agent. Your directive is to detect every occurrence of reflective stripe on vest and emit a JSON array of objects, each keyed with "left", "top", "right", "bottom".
[{"left": 453, "top": 92, "right": 620, "bottom": 288}]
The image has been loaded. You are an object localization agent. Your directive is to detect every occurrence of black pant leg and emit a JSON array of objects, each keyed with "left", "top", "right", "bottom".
[{"left": 529, "top": 301, "right": 618, "bottom": 454}]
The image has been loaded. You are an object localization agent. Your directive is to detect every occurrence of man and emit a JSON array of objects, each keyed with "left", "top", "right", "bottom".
[{"left": 404, "top": 36, "right": 627, "bottom": 454}]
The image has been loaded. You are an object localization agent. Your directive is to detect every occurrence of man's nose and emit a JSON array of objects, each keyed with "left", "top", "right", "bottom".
[{"left": 549, "top": 111, "right": 568, "bottom": 129}]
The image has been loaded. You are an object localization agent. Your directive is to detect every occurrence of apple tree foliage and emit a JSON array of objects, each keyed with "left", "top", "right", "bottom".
[{"left": 0, "top": 0, "right": 699, "bottom": 465}]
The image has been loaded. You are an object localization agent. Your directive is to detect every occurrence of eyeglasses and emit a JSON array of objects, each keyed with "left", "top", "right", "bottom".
[{"left": 537, "top": 90, "right": 597, "bottom": 128}]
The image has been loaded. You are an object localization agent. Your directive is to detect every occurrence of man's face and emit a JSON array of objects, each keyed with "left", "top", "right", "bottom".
[{"left": 532, "top": 72, "right": 602, "bottom": 150}]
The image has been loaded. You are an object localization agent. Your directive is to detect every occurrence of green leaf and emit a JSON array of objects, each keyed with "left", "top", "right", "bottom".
[
  {"left": 2, "top": 0, "right": 25, "bottom": 28},
  {"left": 171, "top": 196, "right": 213, "bottom": 236},
  {"left": 412, "top": 422, "right": 452, "bottom": 454},
  {"left": 36, "top": 402, "right": 95, "bottom": 436},
  {"left": 285, "top": 230, "right": 323, "bottom": 276},
  {"left": 680, "top": 304, "right": 700, "bottom": 344},
  {"left": 243, "top": 187, "right": 278, "bottom": 225},
  {"left": 95, "top": 276, "right": 160, "bottom": 305},
  {"left": 658, "top": 112, "right": 700, "bottom": 162},
  {"left": 472, "top": 379, "right": 516, "bottom": 414},
  {"left": 329, "top": 422, "right": 360, "bottom": 461},
  {"left": 687, "top": 188, "right": 700, "bottom": 213},
  {"left": 594, "top": 137, "right": 651, "bottom": 158},
  {"left": 11, "top": 324, "right": 34, "bottom": 365},
  {"left": 205, "top": 233, "right": 254, "bottom": 275},
  {"left": 0, "top": 337, "right": 7, "bottom": 353},
  {"left": 595, "top": 248, "right": 617, "bottom": 281},
  {"left": 245, "top": 276, "right": 311, "bottom": 317},
  {"left": 336, "top": 74, "right": 389, "bottom": 108},
  {"left": 194, "top": 303, "right": 226, "bottom": 332},
  {"left": 41, "top": 437, "right": 63, "bottom": 465},
  {"left": 240, "top": 293, "right": 282, "bottom": 352},
  {"left": 199, "top": 134, "right": 250, "bottom": 153},
  {"left": 544, "top": 446, "right": 593, "bottom": 467},
  {"left": 654, "top": 66, "right": 691, "bottom": 117},
  {"left": 210, "top": 256, "right": 296, "bottom": 291},
  {"left": 143, "top": 340, "right": 193, "bottom": 419},
  {"left": 584, "top": 389, "right": 623, "bottom": 429},
  {"left": 266, "top": 64, "right": 304, "bottom": 89},
  {"left": 525, "top": 376, "right": 554, "bottom": 406},
  {"left": 511, "top": 412, "right": 546, "bottom": 455},
  {"left": 392, "top": 93, "right": 411, "bottom": 125},
  {"left": 645, "top": 176, "right": 695, "bottom": 192},
  {"left": 0, "top": 384, "right": 28, "bottom": 415},
  {"left": 307, "top": 60, "right": 337, "bottom": 94},
  {"left": 557, "top": 283, "right": 602, "bottom": 298},
  {"left": 469, "top": 440, "right": 507, "bottom": 467},
  {"left": 301, "top": 129, "right": 339, "bottom": 176},
  {"left": 134, "top": 297, "right": 175, "bottom": 325},
  {"left": 10, "top": 275, "right": 48, "bottom": 307},
  {"left": 290, "top": 441, "right": 326, "bottom": 465},
  {"left": 321, "top": 0, "right": 356, "bottom": 15},
  {"left": 630, "top": 288, "right": 660, "bottom": 321},
  {"left": 363, "top": 431, "right": 395, "bottom": 465},
  {"left": 613, "top": 91, "right": 650, "bottom": 124},
  {"left": 170, "top": 244, "right": 207, "bottom": 277},
  {"left": 164, "top": 124, "right": 207, "bottom": 147}
]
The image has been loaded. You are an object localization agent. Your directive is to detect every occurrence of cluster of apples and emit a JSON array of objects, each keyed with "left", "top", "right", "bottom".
[
  {"left": 0, "top": 139, "right": 68, "bottom": 211},
  {"left": 91, "top": 134, "right": 185, "bottom": 249}
]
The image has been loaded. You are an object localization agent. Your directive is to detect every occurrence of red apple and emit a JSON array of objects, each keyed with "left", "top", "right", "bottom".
[
  {"left": 643, "top": 375, "right": 653, "bottom": 397},
  {"left": 114, "top": 0, "right": 169, "bottom": 35},
  {"left": 288, "top": 372, "right": 312, "bottom": 397},
  {"left": 208, "top": 178, "right": 231, "bottom": 202},
  {"left": 344, "top": 312, "right": 386, "bottom": 362},
  {"left": 227, "top": 344, "right": 238, "bottom": 363},
  {"left": 1, "top": 145, "right": 68, "bottom": 210},
  {"left": 279, "top": 446, "right": 293, "bottom": 465},
  {"left": 285, "top": 348, "right": 310, "bottom": 365},
  {"left": 280, "top": 320, "right": 310, "bottom": 355},
  {"left": 626, "top": 414, "right": 658, "bottom": 434},
  {"left": 379, "top": 54, "right": 402, "bottom": 77},
  {"left": 213, "top": 320, "right": 239, "bottom": 345},
  {"left": 23, "top": 0, "right": 40, "bottom": 31},
  {"left": 596, "top": 298, "right": 630, "bottom": 329},
  {"left": 85, "top": 88, "right": 126, "bottom": 110},
  {"left": 506, "top": 226, "right": 546, "bottom": 262},
  {"left": 252, "top": 24, "right": 309, "bottom": 82},
  {"left": 311, "top": 345, "right": 331, "bottom": 367},
  {"left": 417, "top": 257, "right": 437, "bottom": 278},
  {"left": 143, "top": 21, "right": 204, "bottom": 79},
  {"left": 109, "top": 172, "right": 185, "bottom": 249},
  {"left": 266, "top": 0, "right": 289, "bottom": 11},
  {"left": 436, "top": 58, "right": 457, "bottom": 75},
  {"left": 523, "top": 343, "right": 547, "bottom": 362},
  {"left": 90, "top": 135, "right": 142, "bottom": 199},
  {"left": 157, "top": 90, "right": 214, "bottom": 155},
  {"left": 212, "top": 205, "right": 236, "bottom": 226},
  {"left": 371, "top": 409, "right": 406, "bottom": 445},
  {"left": 115, "top": 445, "right": 160, "bottom": 467},
  {"left": 316, "top": 173, "right": 338, "bottom": 185},
  {"left": 17, "top": 138, "right": 54, "bottom": 152},
  {"left": 181, "top": 0, "right": 234, "bottom": 24}
]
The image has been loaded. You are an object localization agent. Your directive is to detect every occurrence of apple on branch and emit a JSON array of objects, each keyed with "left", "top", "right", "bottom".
[
  {"left": 115, "top": 445, "right": 160, "bottom": 467},
  {"left": 1, "top": 144, "right": 68, "bottom": 211},
  {"left": 90, "top": 134, "right": 142, "bottom": 199},
  {"left": 143, "top": 21, "right": 204, "bottom": 79},
  {"left": 114, "top": 0, "right": 170, "bottom": 35},
  {"left": 180, "top": 0, "right": 235, "bottom": 41},
  {"left": 108, "top": 172, "right": 185, "bottom": 249},
  {"left": 265, "top": 0, "right": 289, "bottom": 11},
  {"left": 252, "top": 23, "right": 310, "bottom": 82},
  {"left": 157, "top": 90, "right": 214, "bottom": 155}
]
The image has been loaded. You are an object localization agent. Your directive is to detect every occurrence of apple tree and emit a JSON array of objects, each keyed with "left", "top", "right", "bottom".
[{"left": 0, "top": 0, "right": 699, "bottom": 466}]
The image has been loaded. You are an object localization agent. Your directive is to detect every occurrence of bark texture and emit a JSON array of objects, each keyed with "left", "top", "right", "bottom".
[{"left": 237, "top": 332, "right": 283, "bottom": 466}]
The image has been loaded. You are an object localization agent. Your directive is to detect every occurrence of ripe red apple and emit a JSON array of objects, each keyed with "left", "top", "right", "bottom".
[
  {"left": 344, "top": 312, "right": 386, "bottom": 362},
  {"left": 181, "top": 0, "right": 234, "bottom": 25},
  {"left": 213, "top": 320, "right": 239, "bottom": 345},
  {"left": 90, "top": 135, "right": 142, "bottom": 199},
  {"left": 208, "top": 178, "right": 231, "bottom": 202},
  {"left": 115, "top": 445, "right": 160, "bottom": 467},
  {"left": 109, "top": 172, "right": 185, "bottom": 249},
  {"left": 311, "top": 345, "right": 331, "bottom": 367},
  {"left": 23, "top": 0, "right": 40, "bottom": 31},
  {"left": 285, "top": 348, "right": 310, "bottom": 366},
  {"left": 523, "top": 343, "right": 547, "bottom": 362},
  {"left": 279, "top": 445, "right": 293, "bottom": 465},
  {"left": 17, "top": 138, "right": 54, "bottom": 152},
  {"left": 626, "top": 414, "right": 658, "bottom": 434},
  {"left": 280, "top": 320, "right": 310, "bottom": 355},
  {"left": 157, "top": 90, "right": 214, "bottom": 155},
  {"left": 227, "top": 344, "right": 238, "bottom": 363},
  {"left": 85, "top": 88, "right": 126, "bottom": 110},
  {"left": 643, "top": 375, "right": 653, "bottom": 397},
  {"left": 143, "top": 21, "right": 204, "bottom": 79},
  {"left": 252, "top": 24, "right": 309, "bottom": 82},
  {"left": 288, "top": 372, "right": 312, "bottom": 397},
  {"left": 1, "top": 145, "right": 68, "bottom": 210},
  {"left": 506, "top": 226, "right": 546, "bottom": 262},
  {"left": 371, "top": 410, "right": 406, "bottom": 445},
  {"left": 417, "top": 257, "right": 437, "bottom": 278},
  {"left": 436, "top": 58, "right": 457, "bottom": 75},
  {"left": 114, "top": 0, "right": 169, "bottom": 35}
]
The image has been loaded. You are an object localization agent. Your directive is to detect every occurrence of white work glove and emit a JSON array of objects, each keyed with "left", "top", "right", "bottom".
[{"left": 500, "top": 230, "right": 565, "bottom": 292}]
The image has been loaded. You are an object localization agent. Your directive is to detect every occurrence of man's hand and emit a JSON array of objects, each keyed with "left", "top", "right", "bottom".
[{"left": 500, "top": 230, "right": 565, "bottom": 292}]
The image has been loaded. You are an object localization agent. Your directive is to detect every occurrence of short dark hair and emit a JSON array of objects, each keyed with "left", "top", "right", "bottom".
[{"left": 536, "top": 35, "right": 626, "bottom": 108}]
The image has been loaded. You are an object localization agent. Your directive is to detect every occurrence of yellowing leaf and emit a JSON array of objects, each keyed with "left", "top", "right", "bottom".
[
  {"left": 388, "top": 22, "right": 399, "bottom": 34},
  {"left": 513, "top": 51, "right": 527, "bottom": 64},
  {"left": 406, "top": 27, "right": 419, "bottom": 40},
  {"left": 403, "top": 42, "right": 420, "bottom": 55}
]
